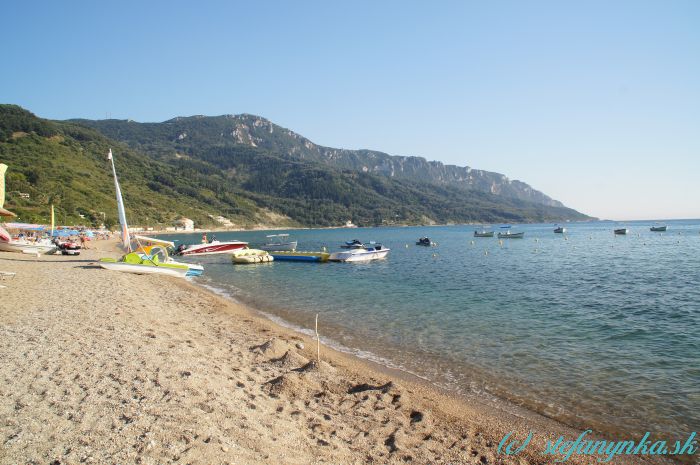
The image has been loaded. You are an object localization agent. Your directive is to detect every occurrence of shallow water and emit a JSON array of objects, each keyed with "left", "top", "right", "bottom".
[{"left": 163, "top": 220, "right": 700, "bottom": 437}]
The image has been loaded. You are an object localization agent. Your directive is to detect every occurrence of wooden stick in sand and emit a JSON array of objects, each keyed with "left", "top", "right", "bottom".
[{"left": 315, "top": 313, "right": 320, "bottom": 364}]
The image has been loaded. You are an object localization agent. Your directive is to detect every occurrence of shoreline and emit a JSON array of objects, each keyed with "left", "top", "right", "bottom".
[{"left": 0, "top": 239, "right": 670, "bottom": 464}]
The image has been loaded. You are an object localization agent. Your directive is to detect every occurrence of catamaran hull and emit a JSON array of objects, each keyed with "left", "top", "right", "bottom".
[
  {"left": 329, "top": 249, "right": 390, "bottom": 262},
  {"left": 179, "top": 242, "right": 248, "bottom": 256},
  {"left": 0, "top": 241, "right": 58, "bottom": 254},
  {"left": 98, "top": 261, "right": 189, "bottom": 278}
]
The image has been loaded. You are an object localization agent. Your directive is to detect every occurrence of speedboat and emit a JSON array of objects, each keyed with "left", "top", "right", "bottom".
[
  {"left": 99, "top": 252, "right": 190, "bottom": 278},
  {"left": 329, "top": 244, "right": 390, "bottom": 262},
  {"left": 269, "top": 251, "right": 330, "bottom": 262},
  {"left": 176, "top": 240, "right": 248, "bottom": 256},
  {"left": 340, "top": 239, "right": 365, "bottom": 249},
  {"left": 650, "top": 225, "right": 667, "bottom": 232},
  {"left": 232, "top": 248, "right": 274, "bottom": 264},
  {"left": 0, "top": 238, "right": 58, "bottom": 254},
  {"left": 474, "top": 230, "right": 494, "bottom": 238},
  {"left": 554, "top": 226, "right": 566, "bottom": 234},
  {"left": 260, "top": 234, "right": 297, "bottom": 251},
  {"left": 614, "top": 228, "right": 629, "bottom": 235},
  {"left": 497, "top": 231, "right": 524, "bottom": 239},
  {"left": 416, "top": 237, "right": 434, "bottom": 246}
]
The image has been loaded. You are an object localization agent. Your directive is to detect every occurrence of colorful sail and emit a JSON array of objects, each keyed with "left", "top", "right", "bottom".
[
  {"left": 50, "top": 204, "right": 55, "bottom": 236},
  {"left": 107, "top": 149, "right": 132, "bottom": 252}
]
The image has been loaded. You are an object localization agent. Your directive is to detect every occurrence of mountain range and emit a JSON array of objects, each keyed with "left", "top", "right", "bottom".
[{"left": 0, "top": 104, "right": 590, "bottom": 228}]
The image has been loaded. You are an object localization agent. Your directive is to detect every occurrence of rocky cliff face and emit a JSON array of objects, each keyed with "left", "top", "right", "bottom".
[{"left": 165, "top": 114, "right": 563, "bottom": 208}]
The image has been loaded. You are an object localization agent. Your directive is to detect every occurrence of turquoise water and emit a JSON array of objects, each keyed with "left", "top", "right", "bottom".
[{"left": 163, "top": 220, "right": 700, "bottom": 437}]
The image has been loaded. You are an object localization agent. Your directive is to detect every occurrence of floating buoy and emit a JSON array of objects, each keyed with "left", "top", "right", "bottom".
[
  {"left": 535, "top": 238, "right": 539, "bottom": 243},
  {"left": 484, "top": 250, "right": 488, "bottom": 256},
  {"left": 405, "top": 244, "right": 409, "bottom": 248},
  {"left": 534, "top": 248, "right": 538, "bottom": 253},
  {"left": 564, "top": 236, "right": 569, "bottom": 241},
  {"left": 498, "top": 240, "right": 503, "bottom": 247},
  {"left": 470, "top": 240, "right": 475, "bottom": 246}
]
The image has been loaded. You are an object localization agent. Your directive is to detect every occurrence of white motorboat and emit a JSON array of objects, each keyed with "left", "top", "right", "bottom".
[
  {"left": 260, "top": 234, "right": 297, "bottom": 251},
  {"left": 328, "top": 245, "right": 390, "bottom": 262}
]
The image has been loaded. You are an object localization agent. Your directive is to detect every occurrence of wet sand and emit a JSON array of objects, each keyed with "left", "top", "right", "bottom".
[{"left": 0, "top": 239, "right": 656, "bottom": 464}]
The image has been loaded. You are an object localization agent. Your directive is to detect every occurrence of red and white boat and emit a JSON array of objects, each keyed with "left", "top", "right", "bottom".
[{"left": 176, "top": 240, "right": 248, "bottom": 256}]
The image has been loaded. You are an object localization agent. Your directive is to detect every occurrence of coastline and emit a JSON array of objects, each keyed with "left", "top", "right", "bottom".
[{"left": 0, "top": 239, "right": 664, "bottom": 464}]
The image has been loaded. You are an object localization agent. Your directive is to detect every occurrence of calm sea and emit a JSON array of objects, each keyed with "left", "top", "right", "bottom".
[{"left": 161, "top": 220, "right": 700, "bottom": 437}]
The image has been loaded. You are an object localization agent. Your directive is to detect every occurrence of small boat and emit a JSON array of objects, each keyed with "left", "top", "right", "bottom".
[
  {"left": 232, "top": 248, "right": 274, "bottom": 264},
  {"left": 650, "top": 225, "right": 667, "bottom": 232},
  {"left": 340, "top": 239, "right": 365, "bottom": 249},
  {"left": 176, "top": 240, "right": 248, "bottom": 256},
  {"left": 135, "top": 242, "right": 203, "bottom": 277},
  {"left": 416, "top": 237, "right": 434, "bottom": 246},
  {"left": 99, "top": 253, "right": 190, "bottom": 278},
  {"left": 474, "top": 230, "right": 494, "bottom": 238},
  {"left": 260, "top": 234, "right": 297, "bottom": 251},
  {"left": 328, "top": 245, "right": 390, "bottom": 262},
  {"left": 497, "top": 231, "right": 524, "bottom": 239},
  {"left": 614, "top": 228, "right": 629, "bottom": 235},
  {"left": 554, "top": 226, "right": 566, "bottom": 234},
  {"left": 269, "top": 251, "right": 330, "bottom": 262}
]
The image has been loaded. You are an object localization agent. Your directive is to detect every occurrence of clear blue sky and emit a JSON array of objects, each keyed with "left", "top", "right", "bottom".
[{"left": 2, "top": 1, "right": 698, "bottom": 220}]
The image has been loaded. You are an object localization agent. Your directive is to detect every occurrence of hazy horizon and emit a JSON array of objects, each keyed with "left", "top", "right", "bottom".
[{"left": 2, "top": 1, "right": 698, "bottom": 220}]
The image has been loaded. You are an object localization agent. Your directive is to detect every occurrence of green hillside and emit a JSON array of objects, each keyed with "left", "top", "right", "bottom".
[{"left": 1, "top": 105, "right": 590, "bottom": 229}]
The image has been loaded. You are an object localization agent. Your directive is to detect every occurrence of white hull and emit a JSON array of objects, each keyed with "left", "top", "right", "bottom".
[
  {"left": 98, "top": 261, "right": 189, "bottom": 278},
  {"left": 0, "top": 241, "right": 58, "bottom": 254},
  {"left": 329, "top": 248, "right": 390, "bottom": 262}
]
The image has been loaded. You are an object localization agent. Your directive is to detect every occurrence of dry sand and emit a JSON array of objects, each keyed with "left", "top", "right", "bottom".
[{"left": 0, "top": 239, "right": 654, "bottom": 465}]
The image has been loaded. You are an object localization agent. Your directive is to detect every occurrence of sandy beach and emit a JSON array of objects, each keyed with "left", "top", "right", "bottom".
[{"left": 0, "top": 239, "right": 656, "bottom": 465}]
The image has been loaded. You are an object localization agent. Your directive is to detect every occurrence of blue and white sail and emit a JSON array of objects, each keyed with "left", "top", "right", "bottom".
[{"left": 107, "top": 149, "right": 132, "bottom": 252}]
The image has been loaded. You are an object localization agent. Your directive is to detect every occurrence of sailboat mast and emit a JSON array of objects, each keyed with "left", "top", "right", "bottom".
[{"left": 107, "top": 149, "right": 132, "bottom": 252}]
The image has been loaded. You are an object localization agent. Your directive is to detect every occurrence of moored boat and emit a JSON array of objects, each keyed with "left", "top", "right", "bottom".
[
  {"left": 497, "top": 231, "right": 524, "bottom": 239},
  {"left": 232, "top": 248, "right": 274, "bottom": 264},
  {"left": 329, "top": 245, "right": 390, "bottom": 262},
  {"left": 650, "top": 225, "right": 667, "bottom": 232},
  {"left": 474, "top": 230, "right": 494, "bottom": 238},
  {"left": 260, "top": 234, "right": 297, "bottom": 251},
  {"left": 416, "top": 237, "right": 434, "bottom": 246},
  {"left": 176, "top": 240, "right": 248, "bottom": 256},
  {"left": 269, "top": 251, "right": 330, "bottom": 262},
  {"left": 554, "top": 226, "right": 566, "bottom": 234},
  {"left": 614, "top": 228, "right": 629, "bottom": 235}
]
